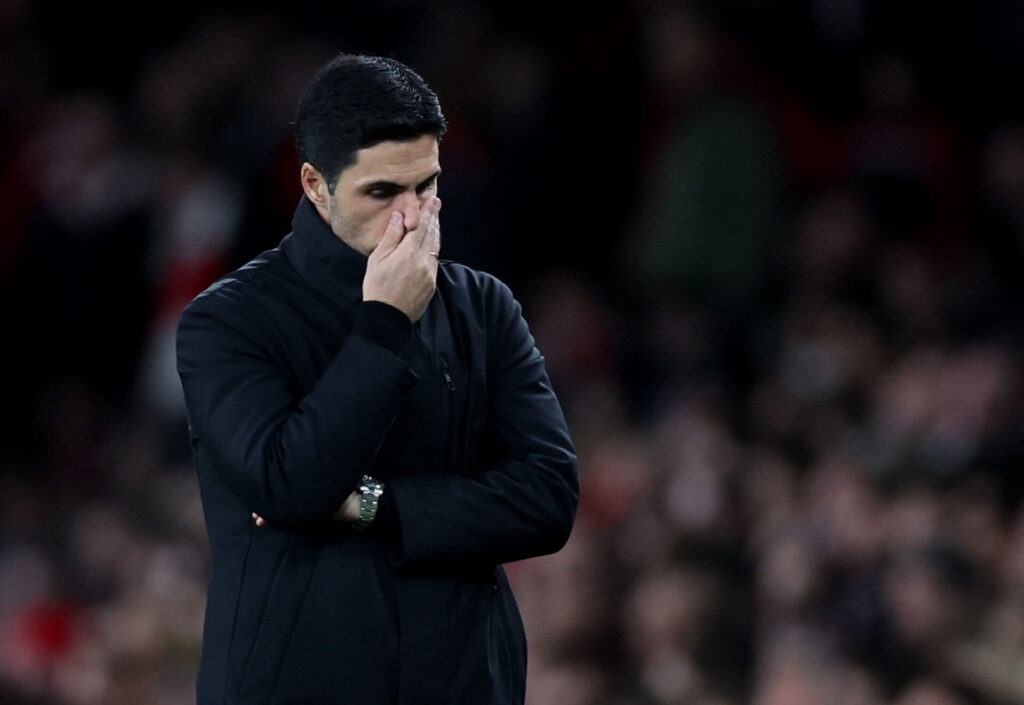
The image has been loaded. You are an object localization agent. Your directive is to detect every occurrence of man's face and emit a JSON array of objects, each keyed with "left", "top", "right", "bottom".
[{"left": 322, "top": 134, "right": 441, "bottom": 256}]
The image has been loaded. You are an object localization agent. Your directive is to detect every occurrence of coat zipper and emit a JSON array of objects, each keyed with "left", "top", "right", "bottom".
[{"left": 439, "top": 354, "right": 456, "bottom": 391}]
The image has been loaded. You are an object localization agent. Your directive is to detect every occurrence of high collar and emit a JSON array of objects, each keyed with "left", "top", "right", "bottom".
[{"left": 282, "top": 195, "right": 367, "bottom": 307}]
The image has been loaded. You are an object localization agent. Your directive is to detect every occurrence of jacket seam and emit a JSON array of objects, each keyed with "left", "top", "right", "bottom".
[{"left": 223, "top": 515, "right": 254, "bottom": 705}]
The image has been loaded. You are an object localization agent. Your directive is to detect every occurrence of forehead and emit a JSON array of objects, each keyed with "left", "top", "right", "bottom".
[{"left": 340, "top": 135, "right": 440, "bottom": 186}]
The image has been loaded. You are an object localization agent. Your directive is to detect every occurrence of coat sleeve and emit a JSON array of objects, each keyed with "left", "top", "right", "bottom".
[
  {"left": 176, "top": 290, "right": 418, "bottom": 525},
  {"left": 387, "top": 277, "right": 579, "bottom": 565}
]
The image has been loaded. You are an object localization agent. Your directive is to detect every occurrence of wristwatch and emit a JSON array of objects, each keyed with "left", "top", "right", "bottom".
[{"left": 354, "top": 475, "right": 385, "bottom": 529}]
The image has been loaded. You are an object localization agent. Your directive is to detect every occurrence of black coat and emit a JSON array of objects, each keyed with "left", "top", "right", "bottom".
[{"left": 176, "top": 196, "right": 578, "bottom": 705}]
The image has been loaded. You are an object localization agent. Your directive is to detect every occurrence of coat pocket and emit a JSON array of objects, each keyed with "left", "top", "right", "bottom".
[
  {"left": 489, "top": 566, "right": 528, "bottom": 703},
  {"left": 270, "top": 539, "right": 401, "bottom": 701},
  {"left": 234, "top": 536, "right": 321, "bottom": 701}
]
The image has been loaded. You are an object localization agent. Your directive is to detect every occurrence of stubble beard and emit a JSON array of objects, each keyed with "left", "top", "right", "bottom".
[{"left": 327, "top": 200, "right": 371, "bottom": 256}]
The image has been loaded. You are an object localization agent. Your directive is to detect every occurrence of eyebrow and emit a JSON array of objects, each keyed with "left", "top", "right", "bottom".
[{"left": 358, "top": 170, "right": 441, "bottom": 194}]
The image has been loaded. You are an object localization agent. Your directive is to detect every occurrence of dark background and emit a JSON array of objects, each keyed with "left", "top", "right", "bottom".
[{"left": 2, "top": 1, "right": 1023, "bottom": 703}]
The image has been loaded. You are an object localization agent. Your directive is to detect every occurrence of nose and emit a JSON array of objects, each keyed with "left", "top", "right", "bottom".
[{"left": 396, "top": 192, "right": 421, "bottom": 232}]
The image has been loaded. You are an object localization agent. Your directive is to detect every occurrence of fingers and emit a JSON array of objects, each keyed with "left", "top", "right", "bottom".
[
  {"left": 426, "top": 198, "right": 441, "bottom": 258},
  {"left": 371, "top": 210, "right": 406, "bottom": 260},
  {"left": 404, "top": 197, "right": 441, "bottom": 251},
  {"left": 251, "top": 512, "right": 266, "bottom": 527}
]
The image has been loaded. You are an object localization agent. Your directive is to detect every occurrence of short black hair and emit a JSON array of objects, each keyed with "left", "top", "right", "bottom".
[{"left": 295, "top": 53, "right": 448, "bottom": 192}]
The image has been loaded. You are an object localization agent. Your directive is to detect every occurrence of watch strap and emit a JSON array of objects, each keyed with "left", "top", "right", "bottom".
[{"left": 354, "top": 474, "right": 384, "bottom": 529}]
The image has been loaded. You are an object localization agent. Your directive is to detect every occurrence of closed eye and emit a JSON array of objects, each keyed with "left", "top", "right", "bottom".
[
  {"left": 361, "top": 170, "right": 441, "bottom": 200},
  {"left": 415, "top": 174, "right": 439, "bottom": 195},
  {"left": 367, "top": 185, "right": 402, "bottom": 200}
]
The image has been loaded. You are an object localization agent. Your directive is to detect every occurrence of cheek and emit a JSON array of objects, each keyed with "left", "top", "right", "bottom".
[
  {"left": 354, "top": 211, "right": 396, "bottom": 251},
  {"left": 369, "top": 211, "right": 394, "bottom": 237},
  {"left": 334, "top": 200, "right": 382, "bottom": 233}
]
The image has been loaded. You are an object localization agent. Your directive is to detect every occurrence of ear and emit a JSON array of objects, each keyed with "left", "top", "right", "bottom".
[{"left": 300, "top": 162, "right": 331, "bottom": 218}]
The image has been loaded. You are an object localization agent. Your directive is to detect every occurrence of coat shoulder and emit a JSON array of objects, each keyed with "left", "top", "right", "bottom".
[
  {"left": 438, "top": 261, "right": 516, "bottom": 314},
  {"left": 180, "top": 247, "right": 294, "bottom": 326}
]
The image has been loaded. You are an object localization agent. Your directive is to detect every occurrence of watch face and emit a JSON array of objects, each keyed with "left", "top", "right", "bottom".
[{"left": 359, "top": 476, "right": 383, "bottom": 497}]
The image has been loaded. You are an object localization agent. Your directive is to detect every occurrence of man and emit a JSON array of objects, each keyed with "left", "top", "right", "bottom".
[{"left": 175, "top": 53, "right": 578, "bottom": 705}]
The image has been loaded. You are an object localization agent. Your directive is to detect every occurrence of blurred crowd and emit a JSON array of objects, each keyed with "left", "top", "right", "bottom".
[{"left": 2, "top": 1, "right": 1023, "bottom": 704}]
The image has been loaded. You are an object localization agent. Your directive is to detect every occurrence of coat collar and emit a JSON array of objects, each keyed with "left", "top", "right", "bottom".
[{"left": 281, "top": 195, "right": 366, "bottom": 307}]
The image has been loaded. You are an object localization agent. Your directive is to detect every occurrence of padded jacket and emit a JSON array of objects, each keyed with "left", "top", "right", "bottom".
[{"left": 176, "top": 196, "right": 578, "bottom": 705}]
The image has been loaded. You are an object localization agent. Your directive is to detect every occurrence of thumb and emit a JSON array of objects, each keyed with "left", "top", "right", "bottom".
[{"left": 370, "top": 211, "right": 405, "bottom": 260}]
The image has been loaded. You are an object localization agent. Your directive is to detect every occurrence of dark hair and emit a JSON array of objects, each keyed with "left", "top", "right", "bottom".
[{"left": 295, "top": 54, "right": 448, "bottom": 192}]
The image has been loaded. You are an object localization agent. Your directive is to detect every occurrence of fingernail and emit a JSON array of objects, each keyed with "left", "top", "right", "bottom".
[{"left": 390, "top": 211, "right": 402, "bottom": 224}]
